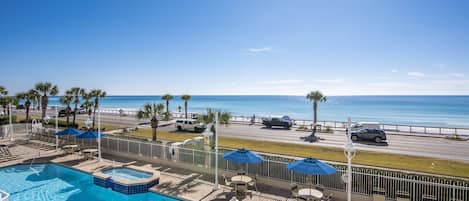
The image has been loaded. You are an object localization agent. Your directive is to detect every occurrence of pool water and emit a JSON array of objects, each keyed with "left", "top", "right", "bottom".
[
  {"left": 0, "top": 164, "right": 179, "bottom": 201},
  {"left": 103, "top": 168, "right": 151, "bottom": 181}
]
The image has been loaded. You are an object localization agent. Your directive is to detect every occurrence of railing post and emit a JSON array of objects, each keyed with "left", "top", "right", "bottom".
[
  {"left": 192, "top": 149, "right": 195, "bottom": 165},
  {"left": 409, "top": 126, "right": 412, "bottom": 133},
  {"left": 267, "top": 160, "right": 270, "bottom": 178},
  {"left": 424, "top": 127, "right": 427, "bottom": 134},
  {"left": 150, "top": 144, "right": 153, "bottom": 158},
  {"left": 127, "top": 140, "right": 130, "bottom": 153},
  {"left": 138, "top": 143, "right": 141, "bottom": 156}
]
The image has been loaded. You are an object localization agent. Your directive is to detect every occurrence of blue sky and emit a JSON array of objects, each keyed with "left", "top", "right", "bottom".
[{"left": 1, "top": 0, "right": 469, "bottom": 95}]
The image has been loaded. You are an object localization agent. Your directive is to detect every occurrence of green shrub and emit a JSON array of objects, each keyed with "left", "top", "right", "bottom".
[
  {"left": 0, "top": 115, "right": 17, "bottom": 125},
  {"left": 324, "top": 125, "right": 334, "bottom": 133}
]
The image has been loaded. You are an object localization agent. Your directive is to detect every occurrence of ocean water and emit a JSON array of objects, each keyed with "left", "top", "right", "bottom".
[{"left": 46, "top": 95, "right": 469, "bottom": 128}]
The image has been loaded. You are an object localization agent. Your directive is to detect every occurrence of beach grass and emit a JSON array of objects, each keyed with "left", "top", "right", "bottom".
[{"left": 128, "top": 128, "right": 469, "bottom": 178}]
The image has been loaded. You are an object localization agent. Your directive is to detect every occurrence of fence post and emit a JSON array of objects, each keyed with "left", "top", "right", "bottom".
[
  {"left": 409, "top": 126, "right": 412, "bottom": 133},
  {"left": 267, "top": 160, "right": 270, "bottom": 178},
  {"left": 138, "top": 143, "right": 141, "bottom": 156},
  {"left": 424, "top": 127, "right": 427, "bottom": 134},
  {"left": 150, "top": 144, "right": 153, "bottom": 158},
  {"left": 439, "top": 127, "right": 442, "bottom": 135},
  {"left": 127, "top": 140, "right": 130, "bottom": 153},
  {"left": 192, "top": 149, "right": 195, "bottom": 165}
]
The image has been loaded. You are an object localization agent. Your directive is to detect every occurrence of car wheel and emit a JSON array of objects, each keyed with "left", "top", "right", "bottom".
[
  {"left": 177, "top": 126, "right": 182, "bottom": 131},
  {"left": 351, "top": 135, "right": 358, "bottom": 141},
  {"left": 374, "top": 137, "right": 382, "bottom": 143}
]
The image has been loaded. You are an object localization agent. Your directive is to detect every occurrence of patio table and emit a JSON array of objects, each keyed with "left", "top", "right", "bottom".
[
  {"left": 298, "top": 188, "right": 323, "bottom": 200},
  {"left": 82, "top": 149, "right": 98, "bottom": 159}
]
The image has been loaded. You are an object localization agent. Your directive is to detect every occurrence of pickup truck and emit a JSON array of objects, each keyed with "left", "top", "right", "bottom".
[{"left": 261, "top": 115, "right": 293, "bottom": 129}]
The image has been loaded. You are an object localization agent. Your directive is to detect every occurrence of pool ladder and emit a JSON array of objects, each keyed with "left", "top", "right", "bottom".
[{"left": 29, "top": 151, "right": 40, "bottom": 175}]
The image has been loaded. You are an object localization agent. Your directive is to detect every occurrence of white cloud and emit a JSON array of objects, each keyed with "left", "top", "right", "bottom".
[
  {"left": 391, "top": 69, "right": 398, "bottom": 73},
  {"left": 247, "top": 47, "right": 272, "bottom": 53},
  {"left": 450, "top": 73, "right": 465, "bottom": 78},
  {"left": 258, "top": 79, "right": 303, "bottom": 84},
  {"left": 407, "top": 72, "right": 426, "bottom": 77},
  {"left": 315, "top": 79, "right": 343, "bottom": 84},
  {"left": 432, "top": 80, "right": 469, "bottom": 85}
]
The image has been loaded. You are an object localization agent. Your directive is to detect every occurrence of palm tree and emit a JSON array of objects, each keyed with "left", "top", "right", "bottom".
[
  {"left": 306, "top": 91, "right": 327, "bottom": 127},
  {"left": 198, "top": 108, "right": 231, "bottom": 149},
  {"left": 161, "top": 93, "right": 173, "bottom": 112},
  {"left": 0, "top": 86, "right": 8, "bottom": 115},
  {"left": 16, "top": 91, "right": 34, "bottom": 121},
  {"left": 90, "top": 89, "right": 106, "bottom": 128},
  {"left": 60, "top": 92, "right": 73, "bottom": 127},
  {"left": 35, "top": 82, "right": 59, "bottom": 121},
  {"left": 28, "top": 89, "right": 41, "bottom": 110},
  {"left": 0, "top": 97, "right": 17, "bottom": 115},
  {"left": 0, "top": 86, "right": 7, "bottom": 96},
  {"left": 181, "top": 94, "right": 191, "bottom": 119},
  {"left": 69, "top": 87, "right": 84, "bottom": 126},
  {"left": 81, "top": 91, "right": 94, "bottom": 116},
  {"left": 137, "top": 103, "right": 164, "bottom": 142}
]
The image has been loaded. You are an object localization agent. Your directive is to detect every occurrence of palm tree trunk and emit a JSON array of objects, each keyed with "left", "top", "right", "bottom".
[
  {"left": 184, "top": 101, "right": 188, "bottom": 119},
  {"left": 41, "top": 95, "right": 48, "bottom": 120},
  {"left": 25, "top": 105, "right": 30, "bottom": 121},
  {"left": 66, "top": 109, "right": 70, "bottom": 127},
  {"left": 72, "top": 102, "right": 78, "bottom": 126},
  {"left": 92, "top": 98, "right": 98, "bottom": 129},
  {"left": 313, "top": 101, "right": 318, "bottom": 125},
  {"left": 151, "top": 116, "right": 158, "bottom": 141},
  {"left": 166, "top": 101, "right": 169, "bottom": 114}
]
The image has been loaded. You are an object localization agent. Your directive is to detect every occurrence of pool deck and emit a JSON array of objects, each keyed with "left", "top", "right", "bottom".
[{"left": 1, "top": 145, "right": 290, "bottom": 201}]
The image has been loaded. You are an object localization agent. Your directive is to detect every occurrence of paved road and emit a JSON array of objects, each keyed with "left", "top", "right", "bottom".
[{"left": 19, "top": 110, "right": 469, "bottom": 162}]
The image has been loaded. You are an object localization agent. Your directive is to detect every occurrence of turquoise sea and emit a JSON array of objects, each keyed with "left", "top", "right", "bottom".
[{"left": 47, "top": 96, "right": 469, "bottom": 128}]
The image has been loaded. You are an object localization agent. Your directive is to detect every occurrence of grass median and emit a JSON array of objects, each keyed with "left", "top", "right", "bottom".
[{"left": 127, "top": 128, "right": 469, "bottom": 178}]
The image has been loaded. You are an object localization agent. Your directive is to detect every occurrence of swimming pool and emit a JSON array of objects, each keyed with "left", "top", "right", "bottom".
[
  {"left": 103, "top": 168, "right": 151, "bottom": 181},
  {"left": 0, "top": 164, "right": 180, "bottom": 201}
]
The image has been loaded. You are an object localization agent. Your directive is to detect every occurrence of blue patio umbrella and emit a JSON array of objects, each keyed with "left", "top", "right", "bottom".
[
  {"left": 222, "top": 148, "right": 264, "bottom": 164},
  {"left": 75, "top": 130, "right": 106, "bottom": 139},
  {"left": 287, "top": 157, "right": 336, "bottom": 175},
  {"left": 55, "top": 128, "right": 83, "bottom": 136}
]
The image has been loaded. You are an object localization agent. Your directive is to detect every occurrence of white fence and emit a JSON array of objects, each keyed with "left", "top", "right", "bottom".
[{"left": 30, "top": 131, "right": 469, "bottom": 201}]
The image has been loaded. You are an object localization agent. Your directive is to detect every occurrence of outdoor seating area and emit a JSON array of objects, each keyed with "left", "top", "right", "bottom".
[{"left": 0, "top": 145, "right": 19, "bottom": 162}]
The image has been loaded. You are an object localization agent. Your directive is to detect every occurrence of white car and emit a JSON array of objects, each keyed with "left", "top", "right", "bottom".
[
  {"left": 350, "top": 122, "right": 381, "bottom": 131},
  {"left": 175, "top": 119, "right": 206, "bottom": 133}
]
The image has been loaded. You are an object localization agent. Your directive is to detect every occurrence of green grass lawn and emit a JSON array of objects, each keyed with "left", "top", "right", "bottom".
[{"left": 128, "top": 128, "right": 469, "bottom": 178}]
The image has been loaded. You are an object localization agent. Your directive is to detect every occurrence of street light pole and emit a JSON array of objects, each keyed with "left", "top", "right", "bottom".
[
  {"left": 344, "top": 117, "right": 355, "bottom": 201},
  {"left": 9, "top": 103, "right": 13, "bottom": 141},
  {"left": 98, "top": 108, "right": 102, "bottom": 161},
  {"left": 214, "top": 112, "right": 219, "bottom": 190},
  {"left": 55, "top": 105, "right": 58, "bottom": 151}
]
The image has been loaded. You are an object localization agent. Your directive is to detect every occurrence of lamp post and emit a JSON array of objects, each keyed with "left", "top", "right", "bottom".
[
  {"left": 55, "top": 105, "right": 58, "bottom": 151},
  {"left": 214, "top": 112, "right": 219, "bottom": 190},
  {"left": 9, "top": 103, "right": 13, "bottom": 141},
  {"left": 344, "top": 117, "right": 356, "bottom": 201},
  {"left": 98, "top": 108, "right": 102, "bottom": 161}
]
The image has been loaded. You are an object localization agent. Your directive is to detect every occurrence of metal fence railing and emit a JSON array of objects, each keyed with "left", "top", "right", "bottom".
[
  {"left": 29, "top": 130, "right": 469, "bottom": 201},
  {"left": 9, "top": 107, "right": 469, "bottom": 137}
]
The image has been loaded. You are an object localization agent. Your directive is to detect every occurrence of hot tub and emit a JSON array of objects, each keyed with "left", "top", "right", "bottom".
[
  {"left": 93, "top": 165, "right": 160, "bottom": 194},
  {"left": 103, "top": 168, "right": 152, "bottom": 181}
]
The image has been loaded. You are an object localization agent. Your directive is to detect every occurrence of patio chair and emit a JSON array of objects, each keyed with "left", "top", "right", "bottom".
[
  {"left": 223, "top": 174, "right": 232, "bottom": 186},
  {"left": 248, "top": 174, "right": 258, "bottom": 191},
  {"left": 315, "top": 184, "right": 325, "bottom": 192},
  {"left": 291, "top": 183, "right": 299, "bottom": 198},
  {"left": 236, "top": 183, "right": 247, "bottom": 196},
  {"left": 322, "top": 193, "right": 333, "bottom": 201}
]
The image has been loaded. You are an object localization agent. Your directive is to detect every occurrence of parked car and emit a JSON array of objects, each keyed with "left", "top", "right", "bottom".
[
  {"left": 58, "top": 108, "right": 74, "bottom": 117},
  {"left": 350, "top": 122, "right": 381, "bottom": 131},
  {"left": 261, "top": 115, "right": 293, "bottom": 129},
  {"left": 351, "top": 129, "right": 387, "bottom": 143},
  {"left": 175, "top": 119, "right": 206, "bottom": 133}
]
